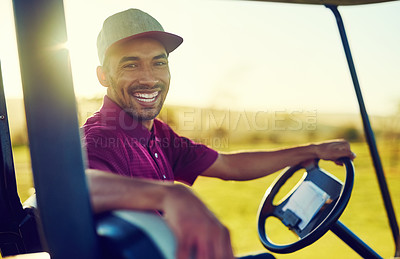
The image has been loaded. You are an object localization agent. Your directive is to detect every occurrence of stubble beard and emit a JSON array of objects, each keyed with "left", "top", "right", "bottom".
[{"left": 109, "top": 76, "right": 165, "bottom": 122}]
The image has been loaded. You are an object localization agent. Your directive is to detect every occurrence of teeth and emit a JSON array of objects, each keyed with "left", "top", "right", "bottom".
[
  {"left": 134, "top": 92, "right": 159, "bottom": 99},
  {"left": 136, "top": 97, "right": 156, "bottom": 103}
]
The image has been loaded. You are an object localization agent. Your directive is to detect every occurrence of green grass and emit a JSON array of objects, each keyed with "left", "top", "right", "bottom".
[
  {"left": 192, "top": 142, "right": 400, "bottom": 258},
  {"left": 13, "top": 145, "right": 34, "bottom": 202},
  {"left": 10, "top": 142, "right": 400, "bottom": 258}
]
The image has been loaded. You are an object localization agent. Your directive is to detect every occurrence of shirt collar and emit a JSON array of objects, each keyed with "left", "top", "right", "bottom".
[{"left": 100, "top": 95, "right": 154, "bottom": 145}]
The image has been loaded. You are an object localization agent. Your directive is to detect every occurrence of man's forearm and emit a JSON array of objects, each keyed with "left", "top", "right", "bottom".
[
  {"left": 204, "top": 144, "right": 317, "bottom": 181},
  {"left": 85, "top": 169, "right": 235, "bottom": 259},
  {"left": 202, "top": 139, "right": 355, "bottom": 181},
  {"left": 86, "top": 169, "right": 172, "bottom": 213}
]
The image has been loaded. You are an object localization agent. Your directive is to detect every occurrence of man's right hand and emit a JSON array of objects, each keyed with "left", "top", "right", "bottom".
[
  {"left": 87, "top": 169, "right": 235, "bottom": 259},
  {"left": 163, "top": 184, "right": 235, "bottom": 259}
]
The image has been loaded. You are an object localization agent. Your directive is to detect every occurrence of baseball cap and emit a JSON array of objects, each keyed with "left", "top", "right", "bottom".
[{"left": 97, "top": 9, "right": 183, "bottom": 65}]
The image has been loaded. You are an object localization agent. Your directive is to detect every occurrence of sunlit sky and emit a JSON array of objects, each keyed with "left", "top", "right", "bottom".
[{"left": 1, "top": 0, "right": 399, "bottom": 116}]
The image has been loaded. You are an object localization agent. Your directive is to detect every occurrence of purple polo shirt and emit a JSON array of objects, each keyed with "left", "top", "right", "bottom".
[{"left": 81, "top": 96, "right": 218, "bottom": 185}]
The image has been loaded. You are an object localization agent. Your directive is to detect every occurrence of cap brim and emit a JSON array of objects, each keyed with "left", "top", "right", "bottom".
[{"left": 108, "top": 31, "right": 183, "bottom": 56}]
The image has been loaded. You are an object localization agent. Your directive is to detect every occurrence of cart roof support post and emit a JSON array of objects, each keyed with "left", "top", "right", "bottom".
[
  {"left": 326, "top": 5, "right": 400, "bottom": 257},
  {"left": 11, "top": 0, "right": 100, "bottom": 258}
]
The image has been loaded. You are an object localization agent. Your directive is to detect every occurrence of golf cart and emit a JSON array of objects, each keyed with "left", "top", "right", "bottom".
[{"left": 0, "top": 0, "right": 399, "bottom": 258}]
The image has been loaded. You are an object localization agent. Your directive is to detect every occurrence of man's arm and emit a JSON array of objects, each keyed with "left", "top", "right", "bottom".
[
  {"left": 86, "top": 169, "right": 235, "bottom": 259},
  {"left": 202, "top": 139, "right": 355, "bottom": 181}
]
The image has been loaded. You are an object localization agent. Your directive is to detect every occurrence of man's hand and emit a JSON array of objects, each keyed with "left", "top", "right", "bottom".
[
  {"left": 314, "top": 139, "right": 356, "bottom": 165},
  {"left": 162, "top": 184, "right": 235, "bottom": 259},
  {"left": 87, "top": 170, "right": 235, "bottom": 258}
]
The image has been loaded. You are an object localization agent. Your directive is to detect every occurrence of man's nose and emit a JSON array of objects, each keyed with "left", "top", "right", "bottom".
[{"left": 138, "top": 66, "right": 159, "bottom": 87}]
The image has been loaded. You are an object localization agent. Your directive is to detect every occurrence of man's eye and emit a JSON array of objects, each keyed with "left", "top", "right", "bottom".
[
  {"left": 123, "top": 63, "right": 137, "bottom": 69},
  {"left": 155, "top": 61, "right": 168, "bottom": 66}
]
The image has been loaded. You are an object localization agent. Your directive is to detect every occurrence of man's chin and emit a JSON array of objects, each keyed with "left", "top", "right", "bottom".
[{"left": 128, "top": 109, "right": 161, "bottom": 122}]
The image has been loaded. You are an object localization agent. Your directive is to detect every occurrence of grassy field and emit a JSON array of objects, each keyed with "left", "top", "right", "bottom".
[
  {"left": 193, "top": 141, "right": 400, "bottom": 258},
  {"left": 10, "top": 141, "right": 400, "bottom": 258}
]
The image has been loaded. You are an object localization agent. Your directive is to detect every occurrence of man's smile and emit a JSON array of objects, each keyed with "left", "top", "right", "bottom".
[{"left": 132, "top": 90, "right": 160, "bottom": 106}]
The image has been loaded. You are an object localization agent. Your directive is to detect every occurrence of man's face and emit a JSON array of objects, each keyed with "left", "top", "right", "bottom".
[{"left": 103, "top": 38, "right": 170, "bottom": 122}]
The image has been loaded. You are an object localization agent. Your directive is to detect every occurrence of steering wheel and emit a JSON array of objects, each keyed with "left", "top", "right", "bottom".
[{"left": 258, "top": 157, "right": 354, "bottom": 253}]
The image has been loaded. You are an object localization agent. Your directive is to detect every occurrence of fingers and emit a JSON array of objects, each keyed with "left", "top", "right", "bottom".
[
  {"left": 336, "top": 141, "right": 356, "bottom": 160},
  {"left": 176, "top": 233, "right": 193, "bottom": 259},
  {"left": 191, "top": 223, "right": 234, "bottom": 259},
  {"left": 208, "top": 224, "right": 234, "bottom": 259},
  {"left": 163, "top": 185, "right": 234, "bottom": 259},
  {"left": 218, "top": 227, "right": 235, "bottom": 259},
  {"left": 316, "top": 139, "right": 356, "bottom": 163},
  {"left": 175, "top": 223, "right": 234, "bottom": 259}
]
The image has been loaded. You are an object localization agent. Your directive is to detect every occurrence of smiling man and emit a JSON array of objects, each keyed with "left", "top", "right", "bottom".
[
  {"left": 98, "top": 38, "right": 170, "bottom": 127},
  {"left": 82, "top": 8, "right": 355, "bottom": 259}
]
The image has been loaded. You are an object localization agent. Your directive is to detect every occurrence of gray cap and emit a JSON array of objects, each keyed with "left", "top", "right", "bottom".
[{"left": 97, "top": 9, "right": 183, "bottom": 65}]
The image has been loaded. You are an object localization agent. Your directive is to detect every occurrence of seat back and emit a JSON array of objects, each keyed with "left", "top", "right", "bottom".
[
  {"left": 0, "top": 62, "right": 27, "bottom": 256},
  {"left": 0, "top": 62, "right": 42, "bottom": 256}
]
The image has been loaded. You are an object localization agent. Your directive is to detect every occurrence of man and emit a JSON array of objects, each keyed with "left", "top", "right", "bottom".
[{"left": 82, "top": 9, "right": 355, "bottom": 259}]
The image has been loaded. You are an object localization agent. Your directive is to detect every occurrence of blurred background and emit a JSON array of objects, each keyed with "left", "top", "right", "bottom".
[{"left": 0, "top": 0, "right": 399, "bottom": 258}]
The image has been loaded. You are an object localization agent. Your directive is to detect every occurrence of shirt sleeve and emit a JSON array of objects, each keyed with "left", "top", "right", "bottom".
[
  {"left": 162, "top": 127, "right": 218, "bottom": 185},
  {"left": 174, "top": 138, "right": 218, "bottom": 185}
]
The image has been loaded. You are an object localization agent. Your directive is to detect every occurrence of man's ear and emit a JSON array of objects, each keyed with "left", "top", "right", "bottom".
[{"left": 96, "top": 66, "right": 110, "bottom": 87}]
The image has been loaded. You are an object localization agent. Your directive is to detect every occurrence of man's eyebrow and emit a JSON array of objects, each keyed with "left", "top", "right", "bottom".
[
  {"left": 154, "top": 54, "right": 168, "bottom": 60},
  {"left": 118, "top": 54, "right": 168, "bottom": 65},
  {"left": 119, "top": 56, "right": 139, "bottom": 65}
]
